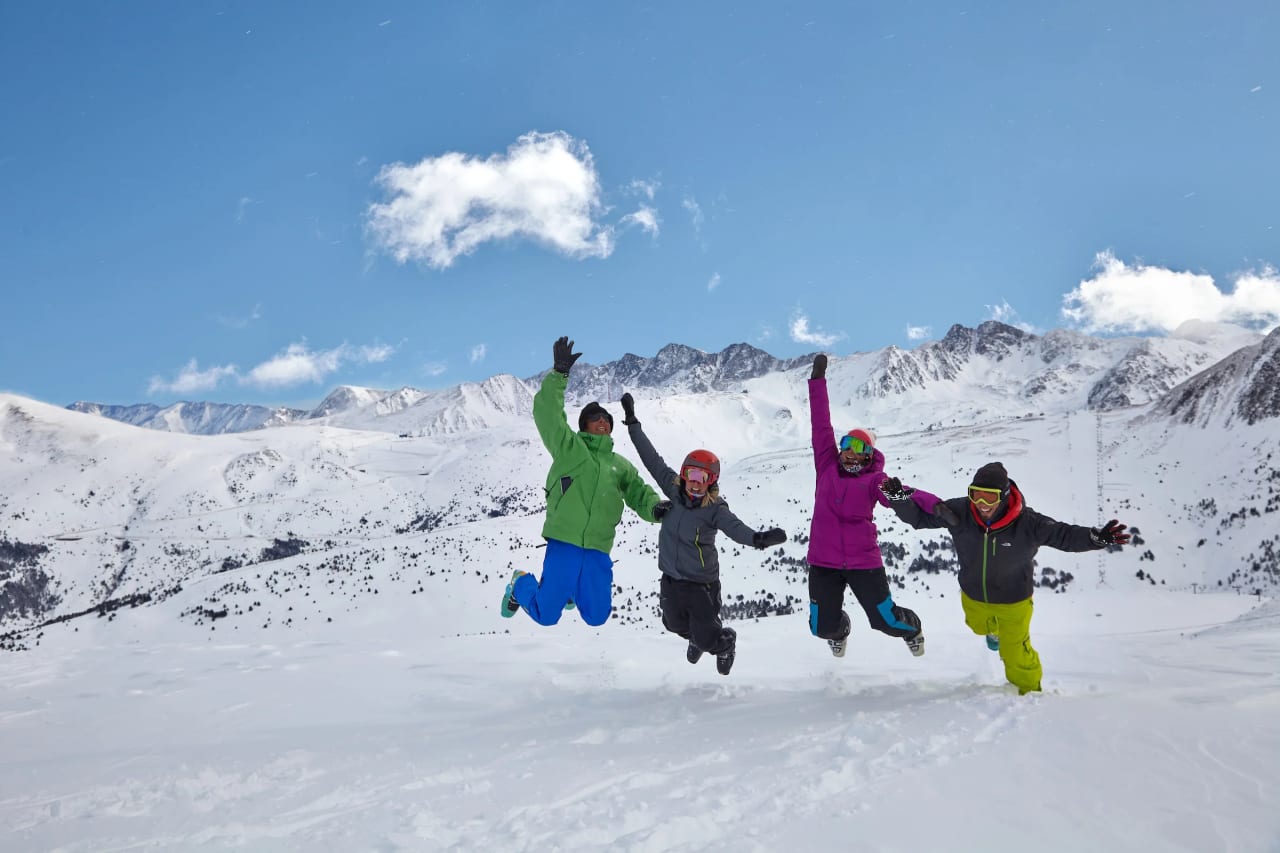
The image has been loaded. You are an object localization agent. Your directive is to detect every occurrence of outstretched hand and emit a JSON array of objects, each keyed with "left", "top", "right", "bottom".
[
  {"left": 621, "top": 392, "right": 639, "bottom": 425},
  {"left": 811, "top": 354, "right": 827, "bottom": 380},
  {"left": 879, "top": 476, "right": 915, "bottom": 502},
  {"left": 651, "top": 500, "right": 672, "bottom": 521},
  {"left": 1091, "top": 519, "right": 1130, "bottom": 547},
  {"left": 753, "top": 527, "right": 787, "bottom": 549},
  {"left": 553, "top": 336, "right": 582, "bottom": 375}
]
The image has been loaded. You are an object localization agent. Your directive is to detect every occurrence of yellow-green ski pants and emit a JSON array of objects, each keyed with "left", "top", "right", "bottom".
[{"left": 960, "top": 591, "right": 1041, "bottom": 694}]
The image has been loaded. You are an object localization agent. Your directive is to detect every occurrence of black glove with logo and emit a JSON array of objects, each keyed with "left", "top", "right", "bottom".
[
  {"left": 1091, "top": 519, "right": 1131, "bottom": 547},
  {"left": 811, "top": 354, "right": 827, "bottom": 380},
  {"left": 621, "top": 392, "right": 639, "bottom": 426},
  {"left": 553, "top": 336, "right": 582, "bottom": 375},
  {"left": 933, "top": 501, "right": 961, "bottom": 526},
  {"left": 652, "top": 500, "right": 672, "bottom": 521},
  {"left": 879, "top": 476, "right": 914, "bottom": 502},
  {"left": 753, "top": 528, "right": 787, "bottom": 549}
]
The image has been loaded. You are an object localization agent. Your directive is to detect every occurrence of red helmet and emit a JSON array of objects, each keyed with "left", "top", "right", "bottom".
[{"left": 681, "top": 449, "right": 720, "bottom": 485}]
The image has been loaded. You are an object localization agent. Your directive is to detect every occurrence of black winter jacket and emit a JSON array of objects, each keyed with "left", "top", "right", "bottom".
[{"left": 892, "top": 482, "right": 1101, "bottom": 604}]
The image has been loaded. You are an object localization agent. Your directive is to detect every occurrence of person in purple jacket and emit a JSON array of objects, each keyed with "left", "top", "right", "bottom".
[{"left": 806, "top": 354, "right": 925, "bottom": 658}]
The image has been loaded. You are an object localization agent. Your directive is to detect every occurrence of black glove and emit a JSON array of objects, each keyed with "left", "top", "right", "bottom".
[
  {"left": 1091, "top": 519, "right": 1130, "bottom": 547},
  {"left": 879, "top": 476, "right": 914, "bottom": 502},
  {"left": 753, "top": 527, "right": 787, "bottom": 549},
  {"left": 651, "top": 500, "right": 671, "bottom": 521},
  {"left": 933, "top": 501, "right": 961, "bottom": 526},
  {"left": 553, "top": 336, "right": 582, "bottom": 375},
  {"left": 811, "top": 354, "right": 827, "bottom": 380},
  {"left": 620, "top": 392, "right": 639, "bottom": 426}
]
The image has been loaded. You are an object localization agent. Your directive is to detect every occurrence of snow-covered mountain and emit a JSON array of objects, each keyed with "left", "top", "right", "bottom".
[
  {"left": 1154, "top": 325, "right": 1280, "bottom": 427},
  {"left": 75, "top": 323, "right": 1259, "bottom": 438},
  {"left": 5, "top": 319, "right": 1279, "bottom": 646},
  {"left": 66, "top": 400, "right": 308, "bottom": 434}
]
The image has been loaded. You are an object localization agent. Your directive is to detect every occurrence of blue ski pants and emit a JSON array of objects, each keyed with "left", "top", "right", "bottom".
[{"left": 513, "top": 538, "right": 614, "bottom": 627}]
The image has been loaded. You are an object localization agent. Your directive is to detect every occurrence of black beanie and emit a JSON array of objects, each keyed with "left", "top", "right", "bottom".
[
  {"left": 578, "top": 402, "right": 614, "bottom": 432},
  {"left": 972, "top": 462, "right": 1009, "bottom": 491}
]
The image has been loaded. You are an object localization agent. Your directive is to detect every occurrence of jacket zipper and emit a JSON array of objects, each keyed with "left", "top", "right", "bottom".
[{"left": 982, "top": 528, "right": 991, "bottom": 602}]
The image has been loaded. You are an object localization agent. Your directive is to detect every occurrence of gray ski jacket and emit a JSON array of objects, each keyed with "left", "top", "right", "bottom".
[{"left": 627, "top": 422, "right": 759, "bottom": 583}]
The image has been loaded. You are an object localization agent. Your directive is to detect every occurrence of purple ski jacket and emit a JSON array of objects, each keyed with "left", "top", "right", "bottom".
[{"left": 806, "top": 377, "right": 891, "bottom": 570}]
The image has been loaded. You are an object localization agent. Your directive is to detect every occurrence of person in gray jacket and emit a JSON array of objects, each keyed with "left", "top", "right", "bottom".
[{"left": 621, "top": 393, "right": 787, "bottom": 675}]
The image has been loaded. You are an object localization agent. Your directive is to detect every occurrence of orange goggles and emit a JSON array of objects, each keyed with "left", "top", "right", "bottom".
[{"left": 967, "top": 485, "right": 1006, "bottom": 507}]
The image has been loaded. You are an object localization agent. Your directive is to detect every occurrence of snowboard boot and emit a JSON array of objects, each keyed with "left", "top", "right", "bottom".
[
  {"left": 715, "top": 628, "right": 737, "bottom": 676},
  {"left": 686, "top": 640, "right": 703, "bottom": 665},
  {"left": 905, "top": 631, "right": 925, "bottom": 657},
  {"left": 500, "top": 570, "right": 527, "bottom": 618},
  {"left": 986, "top": 634, "right": 1000, "bottom": 652}
]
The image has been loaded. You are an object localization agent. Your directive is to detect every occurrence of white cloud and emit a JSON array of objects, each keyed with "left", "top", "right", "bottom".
[
  {"left": 620, "top": 205, "right": 660, "bottom": 236},
  {"left": 789, "top": 312, "right": 845, "bottom": 348},
  {"left": 628, "top": 179, "right": 659, "bottom": 200},
  {"left": 148, "top": 360, "right": 238, "bottom": 395},
  {"left": 235, "top": 197, "right": 257, "bottom": 225},
  {"left": 243, "top": 344, "right": 344, "bottom": 388},
  {"left": 423, "top": 361, "right": 447, "bottom": 377},
  {"left": 215, "top": 303, "right": 262, "bottom": 330},
  {"left": 241, "top": 342, "right": 397, "bottom": 389},
  {"left": 683, "top": 197, "right": 704, "bottom": 233},
  {"left": 985, "top": 300, "right": 1039, "bottom": 334},
  {"left": 469, "top": 344, "right": 487, "bottom": 364},
  {"left": 1062, "top": 251, "right": 1280, "bottom": 334},
  {"left": 707, "top": 273, "right": 721, "bottom": 292},
  {"left": 358, "top": 344, "right": 395, "bottom": 363},
  {"left": 906, "top": 325, "right": 931, "bottom": 341},
  {"left": 366, "top": 131, "right": 617, "bottom": 269}
]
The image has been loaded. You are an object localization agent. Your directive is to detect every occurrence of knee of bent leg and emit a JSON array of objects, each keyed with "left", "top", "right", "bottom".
[{"left": 580, "top": 606, "right": 611, "bottom": 627}]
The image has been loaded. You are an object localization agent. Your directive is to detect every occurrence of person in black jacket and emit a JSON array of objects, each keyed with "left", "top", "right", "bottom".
[
  {"left": 620, "top": 393, "right": 787, "bottom": 675},
  {"left": 881, "top": 461, "right": 1130, "bottom": 694}
]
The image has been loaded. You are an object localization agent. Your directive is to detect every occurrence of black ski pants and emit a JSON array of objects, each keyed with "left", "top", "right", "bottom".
[
  {"left": 660, "top": 575, "right": 735, "bottom": 655},
  {"left": 808, "top": 564, "right": 921, "bottom": 641}
]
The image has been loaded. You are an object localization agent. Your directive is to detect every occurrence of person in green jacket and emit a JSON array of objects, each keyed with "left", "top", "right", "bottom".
[{"left": 501, "top": 336, "right": 666, "bottom": 627}]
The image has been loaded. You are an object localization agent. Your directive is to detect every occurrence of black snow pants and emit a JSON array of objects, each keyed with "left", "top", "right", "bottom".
[
  {"left": 808, "top": 564, "right": 921, "bottom": 640},
  {"left": 660, "top": 575, "right": 736, "bottom": 655}
]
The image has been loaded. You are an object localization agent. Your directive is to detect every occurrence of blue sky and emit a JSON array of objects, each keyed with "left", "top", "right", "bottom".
[{"left": 3, "top": 1, "right": 1278, "bottom": 407}]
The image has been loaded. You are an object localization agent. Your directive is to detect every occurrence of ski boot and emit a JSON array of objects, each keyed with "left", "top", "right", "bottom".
[
  {"left": 715, "top": 629, "right": 737, "bottom": 676},
  {"left": 500, "top": 570, "right": 527, "bottom": 618},
  {"left": 686, "top": 641, "right": 703, "bottom": 664}
]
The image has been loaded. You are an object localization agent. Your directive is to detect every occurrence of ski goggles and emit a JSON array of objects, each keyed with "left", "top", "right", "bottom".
[
  {"left": 838, "top": 436, "right": 873, "bottom": 454},
  {"left": 967, "top": 485, "right": 1006, "bottom": 507},
  {"left": 682, "top": 466, "right": 712, "bottom": 485},
  {"left": 584, "top": 412, "right": 610, "bottom": 423}
]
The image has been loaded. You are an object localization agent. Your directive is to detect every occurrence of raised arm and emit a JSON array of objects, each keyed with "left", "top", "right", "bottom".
[
  {"left": 808, "top": 355, "right": 837, "bottom": 474},
  {"left": 621, "top": 393, "right": 678, "bottom": 496}
]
